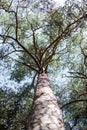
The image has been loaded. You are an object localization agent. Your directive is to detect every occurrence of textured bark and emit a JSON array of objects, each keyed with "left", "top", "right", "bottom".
[{"left": 28, "top": 73, "right": 65, "bottom": 130}]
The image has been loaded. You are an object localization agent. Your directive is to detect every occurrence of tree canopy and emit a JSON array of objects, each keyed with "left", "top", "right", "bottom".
[{"left": 0, "top": 0, "right": 87, "bottom": 129}]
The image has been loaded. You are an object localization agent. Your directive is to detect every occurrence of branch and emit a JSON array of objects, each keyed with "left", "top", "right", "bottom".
[
  {"left": 0, "top": 50, "right": 24, "bottom": 59},
  {"left": 32, "top": 30, "right": 37, "bottom": 54},
  {"left": 69, "top": 71, "right": 87, "bottom": 76},
  {"left": 16, "top": 39, "right": 40, "bottom": 69},
  {"left": 43, "top": 43, "right": 56, "bottom": 67},
  {"left": 0, "top": 6, "right": 41, "bottom": 70},
  {"left": 4, "top": 26, "right": 11, "bottom": 36},
  {"left": 8, "top": 0, "right": 14, "bottom": 10},
  {"left": 78, "top": 92, "right": 87, "bottom": 97},
  {"left": 10, "top": 57, "right": 39, "bottom": 73},
  {"left": 15, "top": 7, "right": 18, "bottom": 40},
  {"left": 4, "top": 6, "right": 19, "bottom": 40},
  {"left": 80, "top": 45, "right": 87, "bottom": 67},
  {"left": 67, "top": 71, "right": 87, "bottom": 79},
  {"left": 65, "top": 75, "right": 87, "bottom": 79},
  {"left": 31, "top": 26, "right": 40, "bottom": 62},
  {"left": 0, "top": 34, "right": 41, "bottom": 69},
  {"left": 61, "top": 99, "right": 87, "bottom": 109},
  {"left": 32, "top": 30, "right": 41, "bottom": 64},
  {"left": 1, "top": 7, "right": 19, "bottom": 41},
  {"left": 41, "top": 15, "right": 84, "bottom": 59},
  {"left": 21, "top": 62, "right": 39, "bottom": 72}
]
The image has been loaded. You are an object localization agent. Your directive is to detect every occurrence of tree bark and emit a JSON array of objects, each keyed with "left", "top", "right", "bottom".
[{"left": 28, "top": 73, "right": 65, "bottom": 130}]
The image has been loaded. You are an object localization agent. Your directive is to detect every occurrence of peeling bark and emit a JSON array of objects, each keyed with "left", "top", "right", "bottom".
[{"left": 28, "top": 73, "right": 65, "bottom": 130}]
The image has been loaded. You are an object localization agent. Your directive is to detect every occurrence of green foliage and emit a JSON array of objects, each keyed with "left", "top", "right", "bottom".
[
  {"left": 43, "top": 8, "right": 64, "bottom": 39},
  {"left": 11, "top": 64, "right": 28, "bottom": 82},
  {"left": 0, "top": 84, "right": 33, "bottom": 130},
  {"left": 0, "top": 0, "right": 87, "bottom": 129}
]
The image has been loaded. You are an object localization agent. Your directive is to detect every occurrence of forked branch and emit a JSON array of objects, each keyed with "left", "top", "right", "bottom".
[{"left": 41, "top": 15, "right": 85, "bottom": 60}]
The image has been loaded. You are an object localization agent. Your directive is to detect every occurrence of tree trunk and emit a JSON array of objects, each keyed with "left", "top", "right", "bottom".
[{"left": 28, "top": 73, "right": 65, "bottom": 130}]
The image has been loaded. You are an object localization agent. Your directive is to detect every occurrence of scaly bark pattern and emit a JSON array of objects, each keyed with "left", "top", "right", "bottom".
[{"left": 28, "top": 73, "right": 65, "bottom": 130}]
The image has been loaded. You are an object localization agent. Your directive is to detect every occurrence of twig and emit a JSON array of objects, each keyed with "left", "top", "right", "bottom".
[{"left": 0, "top": 50, "right": 24, "bottom": 59}]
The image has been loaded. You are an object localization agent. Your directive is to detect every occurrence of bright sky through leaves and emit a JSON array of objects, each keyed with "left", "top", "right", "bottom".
[{"left": 54, "top": 0, "right": 65, "bottom": 6}]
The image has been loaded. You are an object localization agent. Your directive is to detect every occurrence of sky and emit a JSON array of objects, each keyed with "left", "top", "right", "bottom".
[{"left": 54, "top": 0, "right": 65, "bottom": 6}]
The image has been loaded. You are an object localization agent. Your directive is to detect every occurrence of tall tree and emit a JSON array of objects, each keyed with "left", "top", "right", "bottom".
[{"left": 0, "top": 0, "right": 87, "bottom": 129}]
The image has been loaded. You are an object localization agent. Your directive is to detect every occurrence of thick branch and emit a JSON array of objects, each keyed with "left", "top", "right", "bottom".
[
  {"left": 41, "top": 15, "right": 84, "bottom": 60},
  {"left": 45, "top": 22, "right": 79, "bottom": 65},
  {"left": 16, "top": 39, "right": 40, "bottom": 68},
  {"left": 10, "top": 57, "right": 39, "bottom": 72},
  {"left": 43, "top": 43, "right": 57, "bottom": 67},
  {"left": 20, "top": 62, "right": 39, "bottom": 72},
  {"left": 0, "top": 34, "right": 40, "bottom": 69}
]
